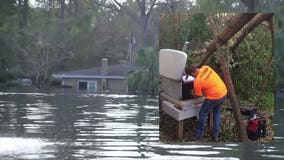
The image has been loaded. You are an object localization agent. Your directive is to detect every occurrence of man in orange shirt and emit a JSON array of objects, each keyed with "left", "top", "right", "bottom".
[{"left": 185, "top": 64, "right": 227, "bottom": 141}]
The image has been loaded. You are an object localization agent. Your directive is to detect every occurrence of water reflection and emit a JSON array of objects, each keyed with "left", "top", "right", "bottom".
[
  {"left": 0, "top": 137, "right": 55, "bottom": 159},
  {"left": 0, "top": 89, "right": 283, "bottom": 159}
]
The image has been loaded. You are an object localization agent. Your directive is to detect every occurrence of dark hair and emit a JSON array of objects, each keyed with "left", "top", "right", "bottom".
[{"left": 185, "top": 64, "right": 197, "bottom": 74}]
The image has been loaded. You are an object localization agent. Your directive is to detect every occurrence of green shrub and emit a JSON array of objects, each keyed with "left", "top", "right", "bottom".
[{"left": 258, "top": 91, "right": 274, "bottom": 110}]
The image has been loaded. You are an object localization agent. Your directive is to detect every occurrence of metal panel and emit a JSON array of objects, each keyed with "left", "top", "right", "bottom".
[
  {"left": 160, "top": 76, "right": 182, "bottom": 100},
  {"left": 159, "top": 49, "right": 187, "bottom": 80}
]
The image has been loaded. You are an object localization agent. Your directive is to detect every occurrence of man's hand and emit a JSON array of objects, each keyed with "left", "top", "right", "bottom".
[
  {"left": 191, "top": 90, "right": 202, "bottom": 98},
  {"left": 174, "top": 104, "right": 182, "bottom": 110}
]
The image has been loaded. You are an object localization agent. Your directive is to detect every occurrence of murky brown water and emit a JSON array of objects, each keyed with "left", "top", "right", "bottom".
[{"left": 0, "top": 87, "right": 283, "bottom": 160}]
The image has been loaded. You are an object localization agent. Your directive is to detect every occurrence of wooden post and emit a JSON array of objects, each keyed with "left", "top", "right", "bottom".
[{"left": 178, "top": 120, "right": 184, "bottom": 139}]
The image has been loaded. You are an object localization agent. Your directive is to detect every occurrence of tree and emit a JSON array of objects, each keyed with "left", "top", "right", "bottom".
[
  {"left": 208, "top": 14, "right": 248, "bottom": 142},
  {"left": 159, "top": 13, "right": 211, "bottom": 52},
  {"left": 128, "top": 47, "right": 159, "bottom": 94},
  {"left": 13, "top": 0, "right": 81, "bottom": 85},
  {"left": 96, "top": 0, "right": 158, "bottom": 47},
  {"left": 0, "top": 0, "right": 18, "bottom": 82},
  {"left": 195, "top": 0, "right": 247, "bottom": 13},
  {"left": 204, "top": 13, "right": 274, "bottom": 141},
  {"left": 18, "top": 0, "right": 29, "bottom": 31},
  {"left": 157, "top": 0, "right": 189, "bottom": 12}
]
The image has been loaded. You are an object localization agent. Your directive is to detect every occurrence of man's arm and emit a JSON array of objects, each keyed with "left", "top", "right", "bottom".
[
  {"left": 192, "top": 81, "right": 203, "bottom": 97},
  {"left": 191, "top": 89, "right": 202, "bottom": 98}
]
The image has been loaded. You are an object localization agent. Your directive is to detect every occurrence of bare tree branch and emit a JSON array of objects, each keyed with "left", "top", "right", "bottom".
[
  {"left": 93, "top": 1, "right": 119, "bottom": 11},
  {"left": 146, "top": 0, "right": 157, "bottom": 18},
  {"left": 112, "top": 0, "right": 123, "bottom": 9}
]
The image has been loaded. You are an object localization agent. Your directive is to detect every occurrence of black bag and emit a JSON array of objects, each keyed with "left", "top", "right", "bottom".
[
  {"left": 240, "top": 105, "right": 256, "bottom": 118},
  {"left": 226, "top": 105, "right": 256, "bottom": 118},
  {"left": 246, "top": 116, "right": 266, "bottom": 141}
]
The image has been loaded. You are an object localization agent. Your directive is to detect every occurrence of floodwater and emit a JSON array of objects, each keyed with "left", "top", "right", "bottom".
[{"left": 0, "top": 87, "right": 283, "bottom": 160}]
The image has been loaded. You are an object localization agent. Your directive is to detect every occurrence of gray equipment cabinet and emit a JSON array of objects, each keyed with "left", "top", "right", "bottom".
[{"left": 159, "top": 49, "right": 205, "bottom": 139}]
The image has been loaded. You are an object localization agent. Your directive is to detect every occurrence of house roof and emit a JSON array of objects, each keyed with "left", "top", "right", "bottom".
[{"left": 52, "top": 64, "right": 140, "bottom": 80}]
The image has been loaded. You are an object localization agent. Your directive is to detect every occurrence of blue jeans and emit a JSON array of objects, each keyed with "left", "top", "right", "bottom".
[{"left": 195, "top": 96, "right": 226, "bottom": 139}]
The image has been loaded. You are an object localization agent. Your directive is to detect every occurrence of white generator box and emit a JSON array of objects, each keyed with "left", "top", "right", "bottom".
[
  {"left": 162, "top": 100, "right": 202, "bottom": 121},
  {"left": 159, "top": 49, "right": 187, "bottom": 81}
]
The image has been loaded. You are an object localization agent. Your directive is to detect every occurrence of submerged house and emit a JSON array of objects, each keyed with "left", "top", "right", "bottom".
[{"left": 52, "top": 59, "right": 137, "bottom": 93}]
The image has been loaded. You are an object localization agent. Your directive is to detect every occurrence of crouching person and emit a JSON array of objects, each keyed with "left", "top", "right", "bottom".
[{"left": 185, "top": 64, "right": 227, "bottom": 142}]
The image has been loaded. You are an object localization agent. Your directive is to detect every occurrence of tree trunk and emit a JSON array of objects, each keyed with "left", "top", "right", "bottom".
[
  {"left": 104, "top": 0, "right": 156, "bottom": 47},
  {"left": 60, "top": 0, "right": 65, "bottom": 19},
  {"left": 198, "top": 13, "right": 257, "bottom": 67},
  {"left": 137, "top": 0, "right": 156, "bottom": 46},
  {"left": 23, "top": 0, "right": 28, "bottom": 27},
  {"left": 208, "top": 15, "right": 249, "bottom": 142},
  {"left": 67, "top": 0, "right": 72, "bottom": 16},
  {"left": 74, "top": 0, "right": 78, "bottom": 14},
  {"left": 48, "top": 0, "right": 53, "bottom": 17},
  {"left": 18, "top": 0, "right": 28, "bottom": 31},
  {"left": 43, "top": 50, "right": 49, "bottom": 84},
  {"left": 58, "top": 0, "right": 65, "bottom": 32}
]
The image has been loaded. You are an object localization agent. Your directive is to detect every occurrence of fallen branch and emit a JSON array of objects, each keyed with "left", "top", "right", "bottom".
[
  {"left": 231, "top": 13, "right": 273, "bottom": 53},
  {"left": 198, "top": 13, "right": 257, "bottom": 67}
]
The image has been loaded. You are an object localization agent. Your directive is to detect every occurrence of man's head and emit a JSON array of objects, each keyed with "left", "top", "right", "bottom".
[{"left": 185, "top": 64, "right": 198, "bottom": 77}]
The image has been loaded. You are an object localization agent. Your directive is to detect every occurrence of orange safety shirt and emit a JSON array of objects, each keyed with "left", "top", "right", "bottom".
[{"left": 193, "top": 65, "right": 227, "bottom": 100}]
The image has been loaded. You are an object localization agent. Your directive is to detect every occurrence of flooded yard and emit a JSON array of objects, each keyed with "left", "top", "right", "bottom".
[{"left": 0, "top": 87, "right": 283, "bottom": 159}]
